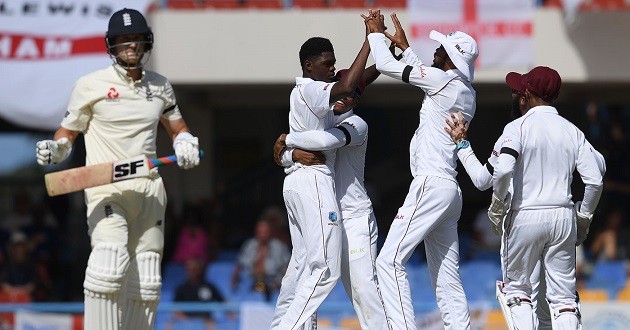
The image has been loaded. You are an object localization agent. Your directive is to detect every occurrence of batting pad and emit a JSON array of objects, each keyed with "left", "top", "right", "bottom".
[
  {"left": 121, "top": 251, "right": 162, "bottom": 330},
  {"left": 83, "top": 243, "right": 130, "bottom": 330},
  {"left": 84, "top": 243, "right": 130, "bottom": 294}
]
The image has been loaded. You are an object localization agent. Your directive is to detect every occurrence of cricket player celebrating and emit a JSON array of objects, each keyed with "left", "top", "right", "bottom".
[
  {"left": 269, "top": 29, "right": 371, "bottom": 330},
  {"left": 363, "top": 11, "right": 478, "bottom": 330},
  {"left": 274, "top": 68, "right": 390, "bottom": 329},
  {"left": 35, "top": 8, "right": 200, "bottom": 330},
  {"left": 445, "top": 74, "right": 606, "bottom": 329},
  {"left": 483, "top": 66, "right": 603, "bottom": 329}
]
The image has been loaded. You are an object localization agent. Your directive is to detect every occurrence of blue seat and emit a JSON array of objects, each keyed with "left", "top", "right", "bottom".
[
  {"left": 170, "top": 318, "right": 207, "bottom": 330},
  {"left": 460, "top": 260, "right": 502, "bottom": 302},
  {"left": 206, "top": 260, "right": 237, "bottom": 301},
  {"left": 162, "top": 262, "right": 187, "bottom": 297},
  {"left": 586, "top": 261, "right": 627, "bottom": 298}
]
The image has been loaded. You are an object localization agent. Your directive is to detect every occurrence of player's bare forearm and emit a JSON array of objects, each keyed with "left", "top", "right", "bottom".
[
  {"left": 162, "top": 117, "right": 191, "bottom": 141},
  {"left": 330, "top": 40, "right": 371, "bottom": 102},
  {"left": 273, "top": 134, "right": 287, "bottom": 166},
  {"left": 363, "top": 64, "right": 381, "bottom": 85},
  {"left": 53, "top": 127, "right": 79, "bottom": 143},
  {"left": 293, "top": 149, "right": 325, "bottom": 166}
]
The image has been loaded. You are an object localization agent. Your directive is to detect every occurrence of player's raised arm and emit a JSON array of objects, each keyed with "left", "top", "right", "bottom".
[{"left": 329, "top": 39, "right": 370, "bottom": 103}]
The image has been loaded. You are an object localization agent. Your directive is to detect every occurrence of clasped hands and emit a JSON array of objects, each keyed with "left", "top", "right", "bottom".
[{"left": 362, "top": 10, "right": 410, "bottom": 53}]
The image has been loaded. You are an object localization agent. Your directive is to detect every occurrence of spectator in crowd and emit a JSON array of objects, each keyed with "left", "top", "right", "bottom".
[
  {"left": 171, "top": 205, "right": 210, "bottom": 266},
  {"left": 231, "top": 217, "right": 290, "bottom": 301},
  {"left": 257, "top": 205, "right": 290, "bottom": 246},
  {"left": 173, "top": 258, "right": 225, "bottom": 327},
  {"left": 0, "top": 231, "right": 36, "bottom": 302},
  {"left": 589, "top": 207, "right": 627, "bottom": 261}
]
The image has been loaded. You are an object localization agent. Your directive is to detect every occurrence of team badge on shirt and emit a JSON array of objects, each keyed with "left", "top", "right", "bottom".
[
  {"left": 106, "top": 87, "right": 120, "bottom": 102},
  {"left": 328, "top": 211, "right": 339, "bottom": 226}
]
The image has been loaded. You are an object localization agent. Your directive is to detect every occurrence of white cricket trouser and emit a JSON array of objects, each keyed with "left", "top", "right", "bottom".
[
  {"left": 502, "top": 207, "right": 579, "bottom": 330},
  {"left": 376, "top": 175, "right": 470, "bottom": 330},
  {"left": 531, "top": 259, "right": 553, "bottom": 330},
  {"left": 85, "top": 177, "right": 166, "bottom": 330},
  {"left": 341, "top": 212, "right": 389, "bottom": 329},
  {"left": 271, "top": 168, "right": 342, "bottom": 330},
  {"left": 86, "top": 177, "right": 166, "bottom": 254},
  {"left": 270, "top": 216, "right": 317, "bottom": 330}
]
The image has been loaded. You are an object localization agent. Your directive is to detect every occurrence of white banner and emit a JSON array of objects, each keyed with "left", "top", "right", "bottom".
[
  {"left": 407, "top": 0, "right": 534, "bottom": 74},
  {"left": 0, "top": 0, "right": 152, "bottom": 131},
  {"left": 15, "top": 310, "right": 73, "bottom": 330}
]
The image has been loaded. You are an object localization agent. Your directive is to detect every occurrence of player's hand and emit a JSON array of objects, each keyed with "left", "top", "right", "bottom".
[
  {"left": 273, "top": 134, "right": 287, "bottom": 166},
  {"left": 385, "top": 13, "right": 409, "bottom": 52},
  {"left": 488, "top": 192, "right": 510, "bottom": 236},
  {"left": 362, "top": 9, "right": 386, "bottom": 34},
  {"left": 574, "top": 201, "right": 593, "bottom": 246},
  {"left": 444, "top": 111, "right": 468, "bottom": 144},
  {"left": 174, "top": 133, "right": 200, "bottom": 170},
  {"left": 293, "top": 149, "right": 325, "bottom": 166},
  {"left": 36, "top": 137, "right": 72, "bottom": 165}
]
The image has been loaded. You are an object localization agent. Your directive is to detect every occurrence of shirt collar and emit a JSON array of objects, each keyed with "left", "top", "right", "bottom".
[
  {"left": 528, "top": 105, "right": 558, "bottom": 115},
  {"left": 448, "top": 68, "right": 468, "bottom": 81},
  {"left": 112, "top": 63, "right": 146, "bottom": 83},
  {"left": 296, "top": 77, "right": 314, "bottom": 85}
]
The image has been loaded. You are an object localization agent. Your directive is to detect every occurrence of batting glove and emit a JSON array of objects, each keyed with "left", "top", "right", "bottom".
[
  {"left": 575, "top": 201, "right": 593, "bottom": 246},
  {"left": 36, "top": 137, "right": 72, "bottom": 165},
  {"left": 173, "top": 132, "right": 200, "bottom": 170},
  {"left": 488, "top": 192, "right": 510, "bottom": 236}
]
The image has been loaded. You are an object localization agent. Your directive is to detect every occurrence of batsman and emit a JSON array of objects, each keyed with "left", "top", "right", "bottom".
[{"left": 35, "top": 8, "right": 200, "bottom": 330}]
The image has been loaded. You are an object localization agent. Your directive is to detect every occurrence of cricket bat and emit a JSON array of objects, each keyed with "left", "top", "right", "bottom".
[{"left": 44, "top": 151, "right": 204, "bottom": 197}]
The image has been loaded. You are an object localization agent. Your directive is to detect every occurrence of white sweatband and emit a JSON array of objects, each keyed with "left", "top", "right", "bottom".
[{"left": 173, "top": 132, "right": 194, "bottom": 149}]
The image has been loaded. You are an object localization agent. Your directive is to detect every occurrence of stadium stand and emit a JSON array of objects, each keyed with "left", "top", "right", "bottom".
[
  {"left": 578, "top": 288, "right": 610, "bottom": 302},
  {"left": 460, "top": 260, "right": 502, "bottom": 302},
  {"left": 585, "top": 261, "right": 627, "bottom": 299}
]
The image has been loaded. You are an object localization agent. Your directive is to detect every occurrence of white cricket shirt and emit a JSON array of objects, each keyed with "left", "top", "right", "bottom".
[
  {"left": 285, "top": 110, "right": 372, "bottom": 218},
  {"left": 493, "top": 106, "right": 604, "bottom": 213},
  {"left": 61, "top": 64, "right": 182, "bottom": 168},
  {"left": 285, "top": 77, "right": 337, "bottom": 176},
  {"left": 368, "top": 33, "right": 477, "bottom": 180}
]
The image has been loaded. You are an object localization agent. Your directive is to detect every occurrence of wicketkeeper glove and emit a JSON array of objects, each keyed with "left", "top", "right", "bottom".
[
  {"left": 488, "top": 192, "right": 510, "bottom": 236},
  {"left": 575, "top": 201, "right": 593, "bottom": 246},
  {"left": 36, "top": 137, "right": 72, "bottom": 165},
  {"left": 173, "top": 132, "right": 200, "bottom": 170}
]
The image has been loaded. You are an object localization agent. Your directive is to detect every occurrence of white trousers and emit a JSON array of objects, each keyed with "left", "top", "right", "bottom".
[
  {"left": 271, "top": 169, "right": 342, "bottom": 330},
  {"left": 502, "top": 207, "right": 579, "bottom": 330},
  {"left": 341, "top": 212, "right": 389, "bottom": 329},
  {"left": 376, "top": 175, "right": 470, "bottom": 330}
]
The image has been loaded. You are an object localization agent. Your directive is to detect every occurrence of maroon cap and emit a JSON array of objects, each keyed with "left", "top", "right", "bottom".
[
  {"left": 505, "top": 66, "right": 561, "bottom": 102},
  {"left": 335, "top": 69, "right": 367, "bottom": 96}
]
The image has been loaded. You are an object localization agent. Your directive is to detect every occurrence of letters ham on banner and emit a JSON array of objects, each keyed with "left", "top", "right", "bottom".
[{"left": 0, "top": 0, "right": 152, "bottom": 131}]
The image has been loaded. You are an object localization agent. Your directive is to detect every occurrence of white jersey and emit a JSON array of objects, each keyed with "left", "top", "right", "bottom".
[
  {"left": 493, "top": 106, "right": 604, "bottom": 213},
  {"left": 458, "top": 120, "right": 606, "bottom": 195},
  {"left": 286, "top": 77, "right": 337, "bottom": 176},
  {"left": 284, "top": 110, "right": 372, "bottom": 219},
  {"left": 367, "top": 33, "right": 476, "bottom": 180},
  {"left": 61, "top": 64, "right": 182, "bottom": 168}
]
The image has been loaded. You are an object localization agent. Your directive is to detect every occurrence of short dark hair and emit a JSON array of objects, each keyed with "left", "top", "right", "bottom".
[{"left": 299, "top": 37, "right": 334, "bottom": 69}]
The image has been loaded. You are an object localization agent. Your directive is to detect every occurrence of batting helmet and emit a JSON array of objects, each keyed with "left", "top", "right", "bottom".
[{"left": 105, "top": 8, "right": 153, "bottom": 55}]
